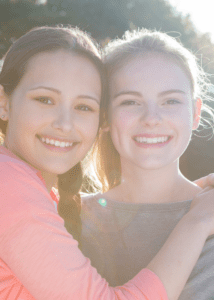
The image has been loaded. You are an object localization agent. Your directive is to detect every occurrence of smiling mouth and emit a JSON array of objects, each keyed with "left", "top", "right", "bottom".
[
  {"left": 133, "top": 136, "right": 172, "bottom": 144},
  {"left": 37, "top": 135, "right": 77, "bottom": 148}
]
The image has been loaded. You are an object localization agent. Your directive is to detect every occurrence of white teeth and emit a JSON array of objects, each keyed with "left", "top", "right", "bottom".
[
  {"left": 134, "top": 136, "right": 169, "bottom": 144},
  {"left": 59, "top": 142, "right": 65, "bottom": 148},
  {"left": 40, "top": 137, "right": 73, "bottom": 148}
]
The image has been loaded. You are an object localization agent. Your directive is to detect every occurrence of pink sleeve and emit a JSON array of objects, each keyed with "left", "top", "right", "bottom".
[{"left": 0, "top": 160, "right": 168, "bottom": 300}]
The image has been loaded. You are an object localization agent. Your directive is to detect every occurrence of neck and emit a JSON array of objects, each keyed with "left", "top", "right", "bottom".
[{"left": 106, "top": 159, "right": 200, "bottom": 204}]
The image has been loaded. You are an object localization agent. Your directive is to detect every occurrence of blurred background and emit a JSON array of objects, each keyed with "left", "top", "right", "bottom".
[{"left": 0, "top": 0, "right": 214, "bottom": 181}]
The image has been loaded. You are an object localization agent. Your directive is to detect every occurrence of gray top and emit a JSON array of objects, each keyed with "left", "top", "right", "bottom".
[{"left": 81, "top": 193, "right": 214, "bottom": 300}]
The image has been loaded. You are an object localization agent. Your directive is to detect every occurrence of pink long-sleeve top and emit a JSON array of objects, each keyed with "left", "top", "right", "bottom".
[{"left": 0, "top": 145, "right": 168, "bottom": 300}]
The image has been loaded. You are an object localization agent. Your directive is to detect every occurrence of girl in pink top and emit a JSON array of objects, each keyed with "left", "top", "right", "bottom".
[{"left": 0, "top": 26, "right": 214, "bottom": 300}]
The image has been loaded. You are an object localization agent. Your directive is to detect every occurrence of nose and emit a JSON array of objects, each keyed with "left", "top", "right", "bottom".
[
  {"left": 52, "top": 106, "right": 75, "bottom": 133},
  {"left": 141, "top": 103, "right": 162, "bottom": 127}
]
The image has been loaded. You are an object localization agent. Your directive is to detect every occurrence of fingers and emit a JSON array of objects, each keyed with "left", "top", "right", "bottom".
[
  {"left": 191, "top": 186, "right": 214, "bottom": 210},
  {"left": 202, "top": 186, "right": 214, "bottom": 193},
  {"left": 196, "top": 185, "right": 214, "bottom": 196},
  {"left": 194, "top": 176, "right": 208, "bottom": 188},
  {"left": 194, "top": 173, "right": 214, "bottom": 189}
]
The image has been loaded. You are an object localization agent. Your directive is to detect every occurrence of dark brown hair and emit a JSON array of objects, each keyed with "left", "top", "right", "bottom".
[{"left": 0, "top": 26, "right": 106, "bottom": 248}]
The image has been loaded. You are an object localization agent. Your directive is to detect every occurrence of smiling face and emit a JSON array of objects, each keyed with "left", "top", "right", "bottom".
[
  {"left": 3, "top": 50, "right": 101, "bottom": 178},
  {"left": 108, "top": 53, "right": 200, "bottom": 171}
]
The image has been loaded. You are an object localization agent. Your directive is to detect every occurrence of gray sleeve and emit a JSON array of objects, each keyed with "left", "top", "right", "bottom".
[{"left": 179, "top": 235, "right": 214, "bottom": 300}]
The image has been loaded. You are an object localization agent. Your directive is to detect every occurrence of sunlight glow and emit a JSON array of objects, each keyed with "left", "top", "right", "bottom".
[
  {"left": 35, "top": 0, "right": 47, "bottom": 5},
  {"left": 168, "top": 0, "right": 214, "bottom": 41}
]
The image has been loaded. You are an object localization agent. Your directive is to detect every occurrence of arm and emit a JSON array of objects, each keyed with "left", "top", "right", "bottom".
[
  {"left": 147, "top": 186, "right": 214, "bottom": 300},
  {"left": 0, "top": 161, "right": 213, "bottom": 300},
  {"left": 0, "top": 161, "right": 167, "bottom": 300}
]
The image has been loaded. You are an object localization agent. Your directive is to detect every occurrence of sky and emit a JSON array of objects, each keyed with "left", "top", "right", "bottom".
[{"left": 168, "top": 0, "right": 214, "bottom": 41}]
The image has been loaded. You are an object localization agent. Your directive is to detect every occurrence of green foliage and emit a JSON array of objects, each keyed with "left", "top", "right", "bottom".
[{"left": 0, "top": 0, "right": 213, "bottom": 67}]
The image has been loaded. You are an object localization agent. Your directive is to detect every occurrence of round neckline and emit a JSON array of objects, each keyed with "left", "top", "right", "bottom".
[{"left": 94, "top": 192, "right": 192, "bottom": 212}]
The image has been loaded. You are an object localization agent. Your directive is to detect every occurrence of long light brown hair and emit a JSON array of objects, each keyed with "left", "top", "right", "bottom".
[{"left": 91, "top": 29, "right": 214, "bottom": 193}]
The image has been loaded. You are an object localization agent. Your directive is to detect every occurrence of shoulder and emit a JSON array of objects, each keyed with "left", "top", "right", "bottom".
[
  {"left": 0, "top": 154, "right": 54, "bottom": 235},
  {"left": 81, "top": 192, "right": 110, "bottom": 211},
  {"left": 0, "top": 153, "right": 40, "bottom": 185},
  {"left": 81, "top": 193, "right": 104, "bottom": 230},
  {"left": 81, "top": 193, "right": 100, "bottom": 207},
  {"left": 81, "top": 193, "right": 100, "bottom": 218},
  {"left": 0, "top": 153, "right": 50, "bottom": 204},
  {"left": 81, "top": 193, "right": 118, "bottom": 233}
]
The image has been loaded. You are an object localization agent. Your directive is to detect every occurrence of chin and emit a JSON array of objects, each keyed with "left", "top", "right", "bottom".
[
  {"left": 40, "top": 162, "right": 73, "bottom": 176},
  {"left": 134, "top": 160, "right": 169, "bottom": 170}
]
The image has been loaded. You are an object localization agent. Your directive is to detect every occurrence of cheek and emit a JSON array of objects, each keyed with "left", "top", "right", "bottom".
[
  {"left": 166, "top": 107, "right": 193, "bottom": 128},
  {"left": 109, "top": 111, "right": 135, "bottom": 152},
  {"left": 110, "top": 109, "right": 138, "bottom": 132},
  {"left": 20, "top": 113, "right": 50, "bottom": 137},
  {"left": 11, "top": 101, "right": 46, "bottom": 132},
  {"left": 166, "top": 110, "right": 194, "bottom": 148},
  {"left": 78, "top": 115, "right": 100, "bottom": 140}
]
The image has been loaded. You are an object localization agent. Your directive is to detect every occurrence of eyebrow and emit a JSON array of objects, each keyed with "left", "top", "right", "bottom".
[
  {"left": 29, "top": 87, "right": 100, "bottom": 104},
  {"left": 113, "top": 89, "right": 186, "bottom": 100},
  {"left": 29, "top": 86, "right": 61, "bottom": 94},
  {"left": 77, "top": 95, "right": 100, "bottom": 104},
  {"left": 158, "top": 89, "right": 186, "bottom": 96},
  {"left": 113, "top": 91, "right": 142, "bottom": 100}
]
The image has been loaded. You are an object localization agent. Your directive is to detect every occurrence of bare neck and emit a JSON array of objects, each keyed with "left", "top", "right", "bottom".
[{"left": 104, "top": 160, "right": 201, "bottom": 204}]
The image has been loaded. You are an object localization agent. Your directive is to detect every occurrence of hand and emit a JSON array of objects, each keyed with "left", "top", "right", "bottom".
[
  {"left": 194, "top": 173, "right": 214, "bottom": 189},
  {"left": 190, "top": 186, "right": 214, "bottom": 236}
]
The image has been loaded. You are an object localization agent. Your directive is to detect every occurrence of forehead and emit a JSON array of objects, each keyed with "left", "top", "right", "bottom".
[
  {"left": 16, "top": 50, "right": 101, "bottom": 96},
  {"left": 27, "top": 50, "right": 99, "bottom": 79},
  {"left": 109, "top": 53, "right": 192, "bottom": 97}
]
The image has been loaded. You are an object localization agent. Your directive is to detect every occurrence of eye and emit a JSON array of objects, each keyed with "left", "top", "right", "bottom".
[
  {"left": 75, "top": 104, "right": 93, "bottom": 112},
  {"left": 120, "top": 100, "right": 139, "bottom": 106},
  {"left": 164, "top": 99, "right": 181, "bottom": 105},
  {"left": 34, "top": 96, "right": 53, "bottom": 105}
]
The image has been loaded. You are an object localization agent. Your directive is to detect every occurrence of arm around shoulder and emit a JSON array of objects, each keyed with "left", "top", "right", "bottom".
[{"left": 0, "top": 161, "right": 168, "bottom": 300}]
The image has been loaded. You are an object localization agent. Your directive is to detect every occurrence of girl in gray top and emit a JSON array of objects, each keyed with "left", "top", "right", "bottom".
[{"left": 81, "top": 29, "right": 214, "bottom": 300}]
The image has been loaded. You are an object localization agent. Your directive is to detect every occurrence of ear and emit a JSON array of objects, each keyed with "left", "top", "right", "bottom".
[
  {"left": 192, "top": 98, "right": 202, "bottom": 130},
  {"left": 0, "top": 85, "right": 9, "bottom": 121}
]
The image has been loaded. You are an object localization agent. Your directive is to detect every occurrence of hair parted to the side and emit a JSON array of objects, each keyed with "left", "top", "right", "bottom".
[
  {"left": 0, "top": 26, "right": 106, "bottom": 248},
  {"left": 90, "top": 28, "right": 214, "bottom": 193}
]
